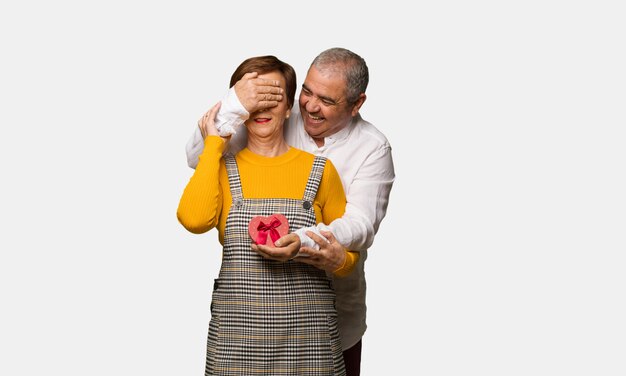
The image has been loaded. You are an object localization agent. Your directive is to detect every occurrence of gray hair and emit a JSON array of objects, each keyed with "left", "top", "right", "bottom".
[{"left": 311, "top": 47, "right": 369, "bottom": 104}]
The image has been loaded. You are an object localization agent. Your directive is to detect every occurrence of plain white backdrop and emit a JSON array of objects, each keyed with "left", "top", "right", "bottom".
[{"left": 1, "top": 1, "right": 624, "bottom": 375}]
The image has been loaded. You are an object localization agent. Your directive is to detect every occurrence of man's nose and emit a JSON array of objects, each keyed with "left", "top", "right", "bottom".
[{"left": 305, "top": 96, "right": 321, "bottom": 113}]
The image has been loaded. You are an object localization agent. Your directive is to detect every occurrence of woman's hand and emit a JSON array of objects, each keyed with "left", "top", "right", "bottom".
[
  {"left": 251, "top": 233, "right": 301, "bottom": 262},
  {"left": 198, "top": 102, "right": 231, "bottom": 142}
]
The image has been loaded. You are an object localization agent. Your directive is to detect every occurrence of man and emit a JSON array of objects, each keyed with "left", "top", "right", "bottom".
[{"left": 186, "top": 48, "right": 395, "bottom": 376}]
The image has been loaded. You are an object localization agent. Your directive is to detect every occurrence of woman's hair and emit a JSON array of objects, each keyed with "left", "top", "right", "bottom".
[
  {"left": 230, "top": 55, "right": 297, "bottom": 108},
  {"left": 311, "top": 47, "right": 369, "bottom": 104}
]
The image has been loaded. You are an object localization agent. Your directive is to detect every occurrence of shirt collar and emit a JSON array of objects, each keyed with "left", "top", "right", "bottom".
[{"left": 309, "top": 115, "right": 358, "bottom": 147}]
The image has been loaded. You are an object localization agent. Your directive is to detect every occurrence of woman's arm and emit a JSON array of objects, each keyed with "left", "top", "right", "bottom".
[{"left": 177, "top": 103, "right": 227, "bottom": 234}]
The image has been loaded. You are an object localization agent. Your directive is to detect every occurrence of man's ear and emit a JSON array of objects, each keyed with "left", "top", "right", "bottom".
[{"left": 350, "top": 93, "right": 367, "bottom": 117}]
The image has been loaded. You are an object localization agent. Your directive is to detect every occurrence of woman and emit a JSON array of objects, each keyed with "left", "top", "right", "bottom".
[{"left": 177, "top": 55, "right": 357, "bottom": 375}]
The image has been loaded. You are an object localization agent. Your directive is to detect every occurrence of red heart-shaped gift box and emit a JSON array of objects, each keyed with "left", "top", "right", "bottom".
[{"left": 248, "top": 213, "right": 290, "bottom": 247}]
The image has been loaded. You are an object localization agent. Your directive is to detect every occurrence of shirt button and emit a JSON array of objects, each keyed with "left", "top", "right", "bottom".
[
  {"left": 234, "top": 198, "right": 243, "bottom": 207},
  {"left": 302, "top": 200, "right": 312, "bottom": 210}
]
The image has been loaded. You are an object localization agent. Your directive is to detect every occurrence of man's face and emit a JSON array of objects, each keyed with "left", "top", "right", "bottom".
[{"left": 298, "top": 66, "right": 359, "bottom": 144}]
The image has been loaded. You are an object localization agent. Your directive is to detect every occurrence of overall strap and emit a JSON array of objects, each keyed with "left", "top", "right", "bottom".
[
  {"left": 224, "top": 154, "right": 244, "bottom": 206},
  {"left": 302, "top": 156, "right": 327, "bottom": 208}
]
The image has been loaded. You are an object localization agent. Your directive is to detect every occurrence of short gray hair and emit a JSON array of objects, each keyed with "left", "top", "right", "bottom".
[{"left": 311, "top": 47, "right": 369, "bottom": 104}]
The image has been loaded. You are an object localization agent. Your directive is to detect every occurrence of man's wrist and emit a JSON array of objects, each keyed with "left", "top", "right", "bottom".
[
  {"left": 294, "top": 227, "right": 318, "bottom": 249},
  {"left": 214, "top": 88, "right": 249, "bottom": 137}
]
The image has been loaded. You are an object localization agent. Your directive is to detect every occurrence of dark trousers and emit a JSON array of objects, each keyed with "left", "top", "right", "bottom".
[{"left": 343, "top": 340, "right": 362, "bottom": 376}]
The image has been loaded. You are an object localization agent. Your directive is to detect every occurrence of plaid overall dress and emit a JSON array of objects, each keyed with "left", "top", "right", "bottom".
[{"left": 205, "top": 154, "right": 346, "bottom": 376}]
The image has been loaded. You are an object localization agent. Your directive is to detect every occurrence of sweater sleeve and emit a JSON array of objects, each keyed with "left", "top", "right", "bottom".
[
  {"left": 177, "top": 136, "right": 226, "bottom": 234},
  {"left": 333, "top": 251, "right": 359, "bottom": 277},
  {"left": 317, "top": 159, "right": 360, "bottom": 276}
]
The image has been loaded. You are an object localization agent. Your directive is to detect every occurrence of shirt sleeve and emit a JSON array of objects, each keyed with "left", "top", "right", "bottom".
[
  {"left": 185, "top": 127, "right": 205, "bottom": 169},
  {"left": 177, "top": 136, "right": 226, "bottom": 234},
  {"left": 214, "top": 87, "right": 249, "bottom": 136},
  {"left": 327, "top": 144, "right": 395, "bottom": 251},
  {"left": 186, "top": 88, "right": 249, "bottom": 169}
]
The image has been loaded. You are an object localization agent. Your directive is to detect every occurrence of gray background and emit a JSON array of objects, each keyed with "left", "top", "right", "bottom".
[{"left": 1, "top": 1, "right": 624, "bottom": 375}]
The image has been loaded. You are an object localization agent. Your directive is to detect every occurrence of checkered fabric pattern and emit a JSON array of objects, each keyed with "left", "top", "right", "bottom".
[{"left": 205, "top": 154, "right": 345, "bottom": 376}]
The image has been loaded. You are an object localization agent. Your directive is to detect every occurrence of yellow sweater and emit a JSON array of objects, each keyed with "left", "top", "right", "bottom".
[{"left": 177, "top": 136, "right": 358, "bottom": 276}]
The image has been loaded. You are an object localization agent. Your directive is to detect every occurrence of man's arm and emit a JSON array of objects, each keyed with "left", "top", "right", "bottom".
[
  {"left": 185, "top": 73, "right": 282, "bottom": 169},
  {"left": 326, "top": 144, "right": 395, "bottom": 250},
  {"left": 186, "top": 88, "right": 248, "bottom": 168},
  {"left": 294, "top": 145, "right": 395, "bottom": 251}
]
